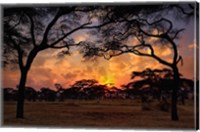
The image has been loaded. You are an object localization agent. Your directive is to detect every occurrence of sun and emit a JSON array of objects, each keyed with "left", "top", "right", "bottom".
[{"left": 100, "top": 74, "right": 115, "bottom": 88}]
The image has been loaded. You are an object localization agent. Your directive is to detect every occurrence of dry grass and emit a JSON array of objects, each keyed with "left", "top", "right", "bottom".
[{"left": 2, "top": 99, "right": 195, "bottom": 130}]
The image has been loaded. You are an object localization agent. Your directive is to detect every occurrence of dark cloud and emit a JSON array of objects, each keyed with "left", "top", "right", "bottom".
[{"left": 61, "top": 72, "right": 77, "bottom": 79}]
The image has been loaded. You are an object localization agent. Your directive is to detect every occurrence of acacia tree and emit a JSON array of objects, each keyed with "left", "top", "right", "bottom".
[
  {"left": 3, "top": 6, "right": 99, "bottom": 118},
  {"left": 70, "top": 79, "right": 102, "bottom": 99},
  {"left": 131, "top": 68, "right": 174, "bottom": 100},
  {"left": 71, "top": 79, "right": 98, "bottom": 89},
  {"left": 130, "top": 68, "right": 185, "bottom": 101},
  {"left": 81, "top": 4, "right": 196, "bottom": 121}
]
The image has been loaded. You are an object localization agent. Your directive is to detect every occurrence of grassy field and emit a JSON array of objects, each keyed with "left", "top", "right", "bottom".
[{"left": 2, "top": 99, "right": 195, "bottom": 130}]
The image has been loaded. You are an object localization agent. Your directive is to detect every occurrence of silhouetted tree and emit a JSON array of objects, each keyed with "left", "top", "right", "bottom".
[
  {"left": 71, "top": 79, "right": 98, "bottom": 89},
  {"left": 55, "top": 83, "right": 65, "bottom": 101},
  {"left": 39, "top": 87, "right": 56, "bottom": 101},
  {"left": 3, "top": 88, "right": 18, "bottom": 101},
  {"left": 131, "top": 68, "right": 176, "bottom": 100},
  {"left": 123, "top": 68, "right": 194, "bottom": 111},
  {"left": 81, "top": 3, "right": 197, "bottom": 120},
  {"left": 63, "top": 87, "right": 81, "bottom": 99},
  {"left": 25, "top": 87, "right": 37, "bottom": 102},
  {"left": 3, "top": 6, "right": 99, "bottom": 118},
  {"left": 121, "top": 84, "right": 141, "bottom": 99},
  {"left": 70, "top": 79, "right": 99, "bottom": 99},
  {"left": 83, "top": 85, "right": 106, "bottom": 100},
  {"left": 63, "top": 79, "right": 109, "bottom": 100}
]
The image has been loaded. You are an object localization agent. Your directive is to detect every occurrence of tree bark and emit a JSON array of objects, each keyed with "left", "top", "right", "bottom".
[
  {"left": 16, "top": 69, "right": 28, "bottom": 118},
  {"left": 171, "top": 65, "right": 180, "bottom": 121}
]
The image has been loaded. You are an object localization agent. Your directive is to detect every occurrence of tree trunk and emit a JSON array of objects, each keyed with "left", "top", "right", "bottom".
[
  {"left": 171, "top": 65, "right": 180, "bottom": 121},
  {"left": 16, "top": 69, "right": 28, "bottom": 118},
  {"left": 16, "top": 48, "right": 39, "bottom": 118}
]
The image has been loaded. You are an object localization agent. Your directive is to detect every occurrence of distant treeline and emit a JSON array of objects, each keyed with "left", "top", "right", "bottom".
[{"left": 3, "top": 78, "right": 197, "bottom": 103}]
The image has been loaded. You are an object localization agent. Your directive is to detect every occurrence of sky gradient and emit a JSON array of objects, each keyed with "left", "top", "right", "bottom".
[{"left": 2, "top": 8, "right": 197, "bottom": 90}]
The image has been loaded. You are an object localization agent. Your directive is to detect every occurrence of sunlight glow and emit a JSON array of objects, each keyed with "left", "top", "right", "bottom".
[
  {"left": 106, "top": 83, "right": 114, "bottom": 88},
  {"left": 99, "top": 74, "right": 115, "bottom": 88}
]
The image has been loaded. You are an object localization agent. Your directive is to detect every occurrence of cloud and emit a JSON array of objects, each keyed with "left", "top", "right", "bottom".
[
  {"left": 2, "top": 68, "right": 20, "bottom": 89},
  {"left": 188, "top": 41, "right": 198, "bottom": 49},
  {"left": 62, "top": 72, "right": 77, "bottom": 79},
  {"left": 73, "top": 31, "right": 89, "bottom": 43}
]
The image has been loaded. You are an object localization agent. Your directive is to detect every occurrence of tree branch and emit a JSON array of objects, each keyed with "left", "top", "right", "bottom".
[
  {"left": 152, "top": 54, "right": 172, "bottom": 67},
  {"left": 26, "top": 13, "right": 36, "bottom": 47},
  {"left": 171, "top": 28, "right": 185, "bottom": 40},
  {"left": 131, "top": 49, "right": 152, "bottom": 57},
  {"left": 49, "top": 22, "right": 91, "bottom": 47},
  {"left": 49, "top": 44, "right": 69, "bottom": 49},
  {"left": 135, "top": 17, "right": 174, "bottom": 38},
  {"left": 49, "top": 41, "right": 83, "bottom": 49},
  {"left": 165, "top": 35, "right": 179, "bottom": 64},
  {"left": 9, "top": 35, "right": 25, "bottom": 70},
  {"left": 137, "top": 21, "right": 166, "bottom": 38},
  {"left": 8, "top": 13, "right": 24, "bottom": 31},
  {"left": 25, "top": 47, "right": 40, "bottom": 71},
  {"left": 133, "top": 18, "right": 179, "bottom": 66},
  {"left": 138, "top": 18, "right": 173, "bottom": 34},
  {"left": 176, "top": 56, "right": 183, "bottom": 66},
  {"left": 103, "top": 50, "right": 125, "bottom": 60},
  {"left": 131, "top": 43, "right": 172, "bottom": 67},
  {"left": 41, "top": 10, "right": 61, "bottom": 45},
  {"left": 48, "top": 18, "right": 115, "bottom": 48}
]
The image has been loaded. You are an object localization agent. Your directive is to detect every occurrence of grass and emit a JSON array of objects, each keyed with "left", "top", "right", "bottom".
[{"left": 2, "top": 99, "right": 195, "bottom": 129}]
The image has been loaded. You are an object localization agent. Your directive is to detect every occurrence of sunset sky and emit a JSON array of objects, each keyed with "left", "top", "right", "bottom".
[{"left": 2, "top": 7, "right": 197, "bottom": 90}]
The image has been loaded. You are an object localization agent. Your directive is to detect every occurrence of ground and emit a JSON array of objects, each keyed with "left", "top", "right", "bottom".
[{"left": 2, "top": 99, "right": 195, "bottom": 130}]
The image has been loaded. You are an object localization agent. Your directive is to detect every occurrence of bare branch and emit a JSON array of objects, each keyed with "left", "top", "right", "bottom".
[
  {"left": 103, "top": 50, "right": 124, "bottom": 60},
  {"left": 9, "top": 35, "right": 25, "bottom": 69},
  {"left": 8, "top": 35, "right": 19, "bottom": 48},
  {"left": 26, "top": 13, "right": 36, "bottom": 47},
  {"left": 41, "top": 10, "right": 61, "bottom": 45},
  {"left": 131, "top": 43, "right": 172, "bottom": 67},
  {"left": 131, "top": 49, "right": 152, "bottom": 57},
  {"left": 176, "top": 56, "right": 183, "bottom": 66},
  {"left": 49, "top": 22, "right": 91, "bottom": 47},
  {"left": 49, "top": 41, "right": 83, "bottom": 49},
  {"left": 8, "top": 13, "right": 24, "bottom": 31},
  {"left": 137, "top": 21, "right": 166, "bottom": 38},
  {"left": 136, "top": 17, "right": 174, "bottom": 38},
  {"left": 131, "top": 43, "right": 154, "bottom": 55},
  {"left": 49, "top": 45, "right": 69, "bottom": 49},
  {"left": 134, "top": 17, "right": 180, "bottom": 66},
  {"left": 171, "top": 28, "right": 185, "bottom": 40},
  {"left": 152, "top": 54, "right": 172, "bottom": 67}
]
